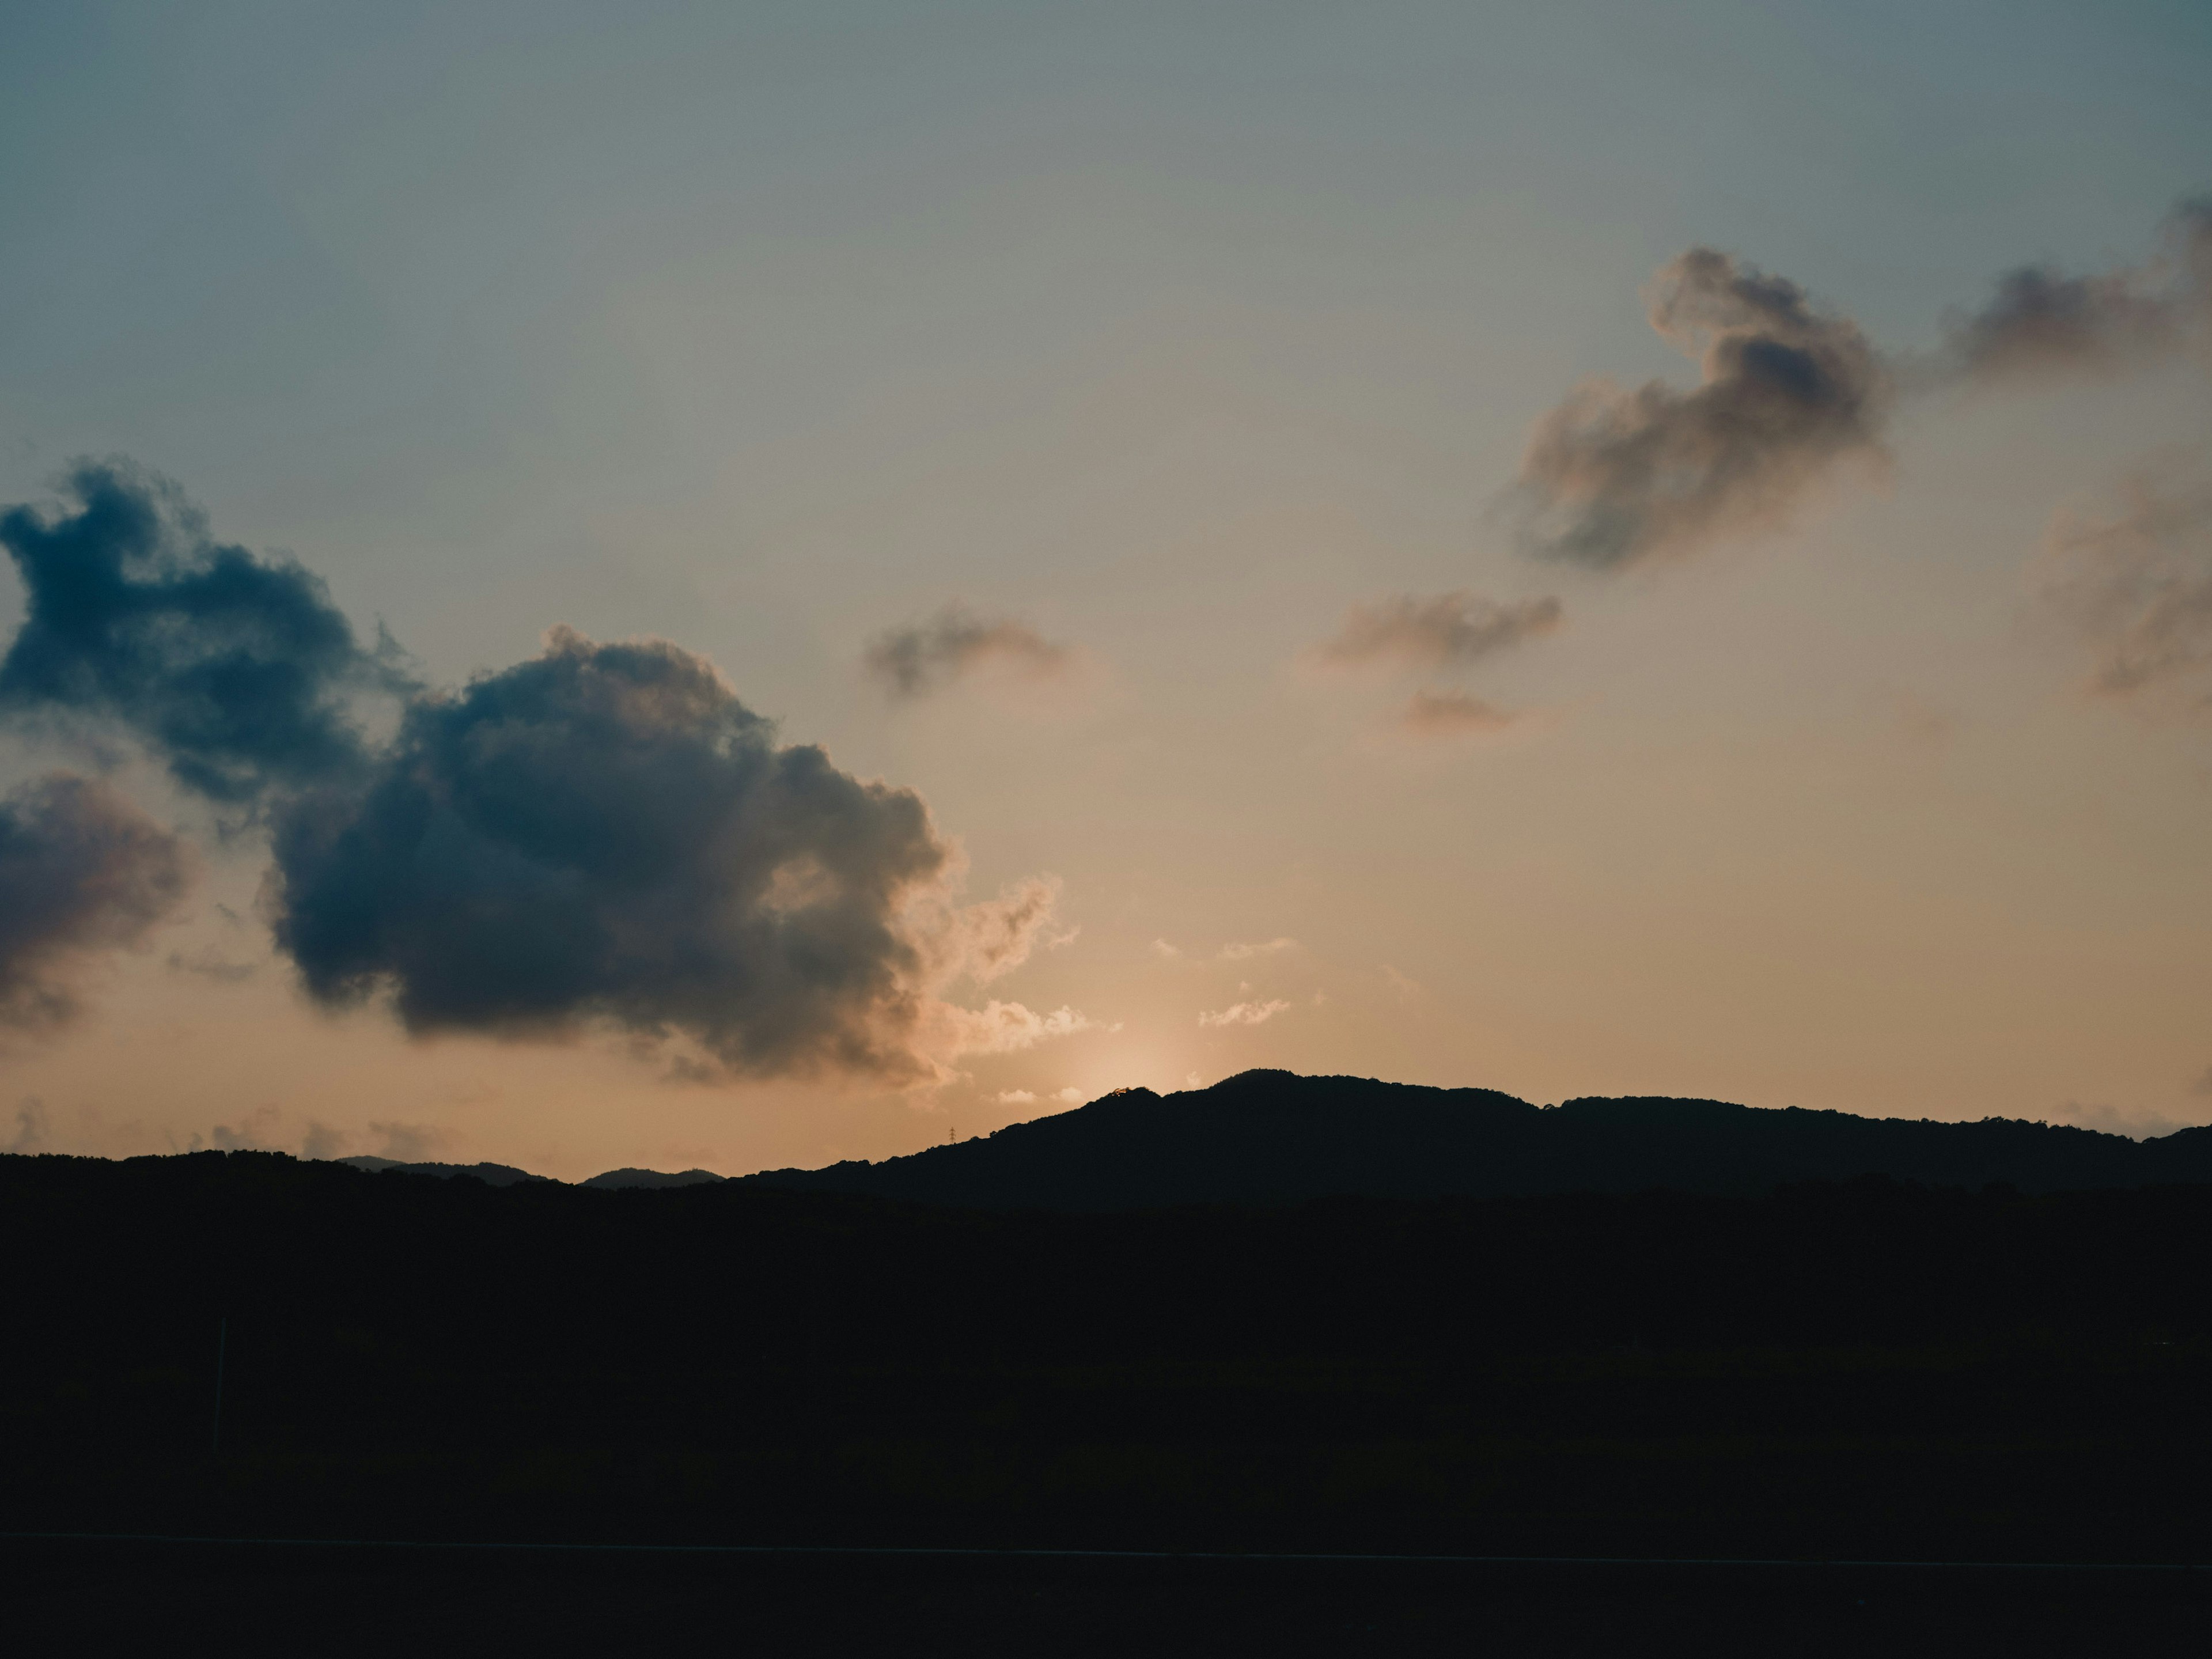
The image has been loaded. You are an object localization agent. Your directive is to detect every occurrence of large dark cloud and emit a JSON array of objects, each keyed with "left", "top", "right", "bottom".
[
  {"left": 0, "top": 460, "right": 407, "bottom": 805},
  {"left": 1942, "top": 199, "right": 2212, "bottom": 385},
  {"left": 270, "top": 627, "right": 1074, "bottom": 1081},
  {"left": 0, "top": 772, "right": 191, "bottom": 1029},
  {"left": 1512, "top": 249, "right": 1889, "bottom": 571},
  {"left": 865, "top": 604, "right": 1070, "bottom": 699}
]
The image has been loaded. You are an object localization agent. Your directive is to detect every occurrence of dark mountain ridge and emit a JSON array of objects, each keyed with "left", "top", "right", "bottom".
[{"left": 740, "top": 1068, "right": 2212, "bottom": 1209}]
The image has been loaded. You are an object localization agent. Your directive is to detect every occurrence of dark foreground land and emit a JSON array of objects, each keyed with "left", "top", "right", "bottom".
[{"left": 10, "top": 1092, "right": 2212, "bottom": 1647}]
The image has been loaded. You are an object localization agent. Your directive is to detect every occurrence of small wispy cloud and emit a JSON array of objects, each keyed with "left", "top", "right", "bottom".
[
  {"left": 1319, "top": 592, "right": 1562, "bottom": 674},
  {"left": 1198, "top": 998, "right": 1290, "bottom": 1028},
  {"left": 1940, "top": 199, "right": 2212, "bottom": 387},
  {"left": 994, "top": 1088, "right": 1038, "bottom": 1105},
  {"left": 864, "top": 604, "right": 1071, "bottom": 699},
  {"left": 167, "top": 946, "right": 257, "bottom": 983},
  {"left": 2046, "top": 1099, "right": 2184, "bottom": 1142},
  {"left": 1218, "top": 937, "right": 1297, "bottom": 961},
  {"left": 1399, "top": 690, "right": 1518, "bottom": 738},
  {"left": 2038, "top": 465, "right": 2212, "bottom": 712}
]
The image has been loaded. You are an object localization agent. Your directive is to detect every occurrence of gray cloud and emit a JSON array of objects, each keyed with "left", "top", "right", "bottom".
[
  {"left": 0, "top": 460, "right": 410, "bottom": 806},
  {"left": 2038, "top": 469, "right": 2212, "bottom": 708},
  {"left": 1320, "top": 592, "right": 1562, "bottom": 673},
  {"left": 0, "top": 772, "right": 191, "bottom": 1029},
  {"left": 1942, "top": 199, "right": 2212, "bottom": 385},
  {"left": 270, "top": 626, "right": 1075, "bottom": 1083},
  {"left": 865, "top": 605, "right": 1069, "bottom": 699},
  {"left": 1513, "top": 249, "right": 1889, "bottom": 571}
]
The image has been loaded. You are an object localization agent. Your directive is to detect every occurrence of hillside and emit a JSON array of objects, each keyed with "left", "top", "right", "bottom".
[{"left": 741, "top": 1069, "right": 2212, "bottom": 1209}]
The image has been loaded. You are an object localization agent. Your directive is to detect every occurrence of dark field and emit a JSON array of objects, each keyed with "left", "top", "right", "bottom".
[{"left": 9, "top": 1150, "right": 2212, "bottom": 1647}]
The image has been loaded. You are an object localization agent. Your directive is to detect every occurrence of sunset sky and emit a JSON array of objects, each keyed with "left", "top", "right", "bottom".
[{"left": 3, "top": 1, "right": 2210, "bottom": 1179}]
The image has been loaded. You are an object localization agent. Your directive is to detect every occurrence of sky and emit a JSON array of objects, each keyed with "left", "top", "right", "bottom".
[{"left": 2, "top": 1, "right": 2210, "bottom": 1179}]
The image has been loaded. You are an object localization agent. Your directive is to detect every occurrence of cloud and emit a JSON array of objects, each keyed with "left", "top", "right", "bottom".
[
  {"left": 1512, "top": 248, "right": 1889, "bottom": 571},
  {"left": 1198, "top": 998, "right": 1290, "bottom": 1028},
  {"left": 0, "top": 460, "right": 410, "bottom": 805},
  {"left": 864, "top": 604, "right": 1070, "bottom": 699},
  {"left": 0, "top": 772, "right": 191, "bottom": 1029},
  {"left": 1941, "top": 199, "right": 2212, "bottom": 385},
  {"left": 2037, "top": 468, "right": 2212, "bottom": 709},
  {"left": 6, "top": 1097, "right": 47, "bottom": 1154},
  {"left": 1319, "top": 592, "right": 1562, "bottom": 673},
  {"left": 2046, "top": 1099, "right": 2184, "bottom": 1143},
  {"left": 994, "top": 1089, "right": 1038, "bottom": 1105},
  {"left": 268, "top": 626, "right": 1084, "bottom": 1084},
  {"left": 167, "top": 946, "right": 257, "bottom": 983},
  {"left": 1053, "top": 1086, "right": 1082, "bottom": 1104},
  {"left": 2193, "top": 1067, "right": 2212, "bottom": 1099},
  {"left": 369, "top": 1120, "right": 456, "bottom": 1162},
  {"left": 1150, "top": 938, "right": 1183, "bottom": 960},
  {"left": 1218, "top": 937, "right": 1297, "bottom": 961},
  {"left": 1399, "top": 690, "right": 1518, "bottom": 737},
  {"left": 1381, "top": 965, "right": 1422, "bottom": 1000},
  {"left": 209, "top": 1104, "right": 283, "bottom": 1151},
  {"left": 301, "top": 1120, "right": 348, "bottom": 1160}
]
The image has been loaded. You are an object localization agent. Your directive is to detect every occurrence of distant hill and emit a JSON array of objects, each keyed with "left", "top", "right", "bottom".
[
  {"left": 335, "top": 1156, "right": 550, "bottom": 1187},
  {"left": 738, "top": 1069, "right": 2212, "bottom": 1210},
  {"left": 579, "top": 1167, "right": 726, "bottom": 1190}
]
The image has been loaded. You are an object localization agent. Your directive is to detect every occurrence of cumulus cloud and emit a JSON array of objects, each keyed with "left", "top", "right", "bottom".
[
  {"left": 1198, "top": 998, "right": 1290, "bottom": 1028},
  {"left": 864, "top": 604, "right": 1070, "bottom": 699},
  {"left": 301, "top": 1121, "right": 349, "bottom": 1160},
  {"left": 1941, "top": 199, "right": 2212, "bottom": 385},
  {"left": 1512, "top": 248, "right": 1889, "bottom": 571},
  {"left": 2037, "top": 468, "right": 2212, "bottom": 709},
  {"left": 0, "top": 773, "right": 191, "bottom": 1029},
  {"left": 0, "top": 465, "right": 1086, "bottom": 1085},
  {"left": 1320, "top": 592, "right": 1562, "bottom": 673},
  {"left": 0, "top": 460, "right": 409, "bottom": 805},
  {"left": 268, "top": 626, "right": 1082, "bottom": 1084}
]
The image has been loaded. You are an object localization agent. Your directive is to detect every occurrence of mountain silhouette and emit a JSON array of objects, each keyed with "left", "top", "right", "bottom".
[
  {"left": 740, "top": 1069, "right": 2212, "bottom": 1210},
  {"left": 335, "top": 1156, "right": 549, "bottom": 1187},
  {"left": 579, "top": 1167, "right": 727, "bottom": 1190}
]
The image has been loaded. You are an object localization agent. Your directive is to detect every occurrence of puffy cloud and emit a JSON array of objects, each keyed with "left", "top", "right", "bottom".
[
  {"left": 1942, "top": 199, "right": 2212, "bottom": 385},
  {"left": 1320, "top": 592, "right": 1562, "bottom": 673},
  {"left": 1198, "top": 998, "right": 1290, "bottom": 1028},
  {"left": 1399, "top": 690, "right": 1516, "bottom": 737},
  {"left": 268, "top": 626, "right": 1082, "bottom": 1084},
  {"left": 0, "top": 773, "right": 191, "bottom": 1029},
  {"left": 0, "top": 460, "right": 408, "bottom": 805},
  {"left": 864, "top": 604, "right": 1070, "bottom": 699},
  {"left": 2037, "top": 469, "right": 2212, "bottom": 709},
  {"left": 1512, "top": 248, "right": 1889, "bottom": 571},
  {"left": 0, "top": 464, "right": 1085, "bottom": 1084}
]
